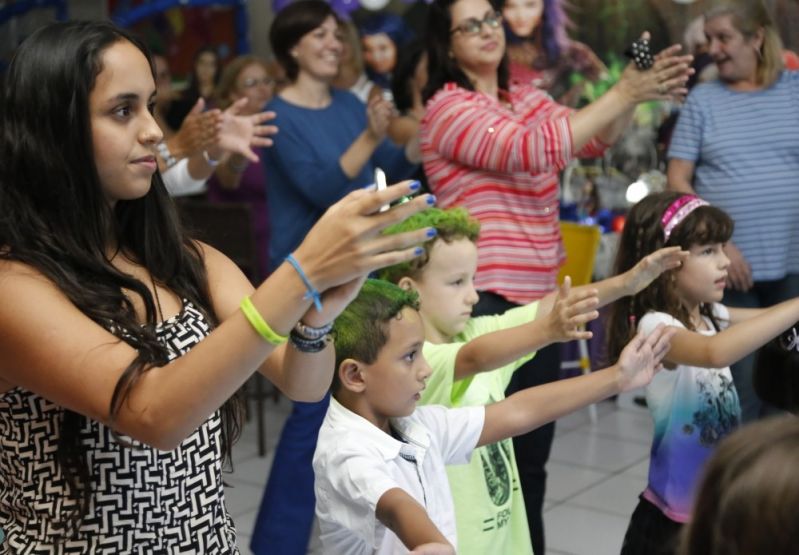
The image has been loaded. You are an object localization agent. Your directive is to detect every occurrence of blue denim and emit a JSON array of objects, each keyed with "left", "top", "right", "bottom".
[{"left": 250, "top": 394, "right": 330, "bottom": 555}]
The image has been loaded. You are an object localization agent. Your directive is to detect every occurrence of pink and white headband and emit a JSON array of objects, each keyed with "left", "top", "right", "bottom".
[{"left": 661, "top": 195, "right": 709, "bottom": 241}]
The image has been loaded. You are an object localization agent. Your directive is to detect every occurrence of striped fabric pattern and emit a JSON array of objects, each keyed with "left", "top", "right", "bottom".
[
  {"left": 668, "top": 71, "right": 799, "bottom": 281},
  {"left": 421, "top": 83, "right": 606, "bottom": 304}
]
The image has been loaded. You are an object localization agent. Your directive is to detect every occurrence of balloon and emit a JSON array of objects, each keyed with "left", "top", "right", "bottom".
[
  {"left": 272, "top": 0, "right": 294, "bottom": 13},
  {"left": 359, "top": 0, "right": 391, "bottom": 10},
  {"left": 330, "top": 0, "right": 360, "bottom": 18}
]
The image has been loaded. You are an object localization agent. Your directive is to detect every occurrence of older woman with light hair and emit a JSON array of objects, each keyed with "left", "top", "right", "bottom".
[{"left": 668, "top": 0, "right": 799, "bottom": 425}]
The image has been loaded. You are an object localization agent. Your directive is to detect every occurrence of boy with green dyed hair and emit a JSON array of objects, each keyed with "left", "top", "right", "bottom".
[
  {"left": 312, "top": 278, "right": 673, "bottom": 554},
  {"left": 371, "top": 207, "right": 687, "bottom": 555}
]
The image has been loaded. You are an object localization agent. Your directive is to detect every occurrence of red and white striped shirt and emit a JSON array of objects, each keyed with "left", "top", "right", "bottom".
[{"left": 421, "top": 82, "right": 606, "bottom": 304}]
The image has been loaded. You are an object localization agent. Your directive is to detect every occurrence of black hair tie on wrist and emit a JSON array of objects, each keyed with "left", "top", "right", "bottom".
[{"left": 625, "top": 37, "right": 655, "bottom": 70}]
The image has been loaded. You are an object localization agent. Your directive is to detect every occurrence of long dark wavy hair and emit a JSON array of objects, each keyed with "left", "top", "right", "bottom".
[
  {"left": 492, "top": 0, "right": 572, "bottom": 64},
  {"left": 606, "top": 192, "right": 733, "bottom": 365},
  {"left": 422, "top": 0, "right": 510, "bottom": 102},
  {"left": 0, "top": 20, "right": 242, "bottom": 534}
]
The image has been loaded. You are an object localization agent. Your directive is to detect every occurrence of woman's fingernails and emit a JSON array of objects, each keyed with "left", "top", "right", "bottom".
[
  {"left": 426, "top": 228, "right": 438, "bottom": 238},
  {"left": 363, "top": 183, "right": 377, "bottom": 191},
  {"left": 426, "top": 195, "right": 436, "bottom": 205},
  {"left": 409, "top": 180, "right": 421, "bottom": 191},
  {"left": 414, "top": 247, "right": 425, "bottom": 256}
]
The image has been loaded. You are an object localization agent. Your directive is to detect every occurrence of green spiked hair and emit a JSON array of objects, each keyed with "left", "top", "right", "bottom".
[
  {"left": 377, "top": 207, "right": 480, "bottom": 284},
  {"left": 331, "top": 279, "right": 420, "bottom": 393}
]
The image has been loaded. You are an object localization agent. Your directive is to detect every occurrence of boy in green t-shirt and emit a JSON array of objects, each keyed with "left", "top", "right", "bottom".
[{"left": 377, "top": 207, "right": 686, "bottom": 555}]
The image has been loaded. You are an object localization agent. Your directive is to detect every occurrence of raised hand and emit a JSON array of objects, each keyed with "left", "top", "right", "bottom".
[
  {"left": 617, "top": 32, "right": 694, "bottom": 103},
  {"left": 291, "top": 180, "right": 435, "bottom": 294},
  {"left": 616, "top": 323, "right": 675, "bottom": 392},
  {"left": 168, "top": 98, "right": 222, "bottom": 159},
  {"left": 365, "top": 94, "right": 395, "bottom": 141},
  {"left": 545, "top": 276, "right": 600, "bottom": 343},
  {"left": 625, "top": 246, "right": 689, "bottom": 295},
  {"left": 214, "top": 97, "right": 279, "bottom": 162}
]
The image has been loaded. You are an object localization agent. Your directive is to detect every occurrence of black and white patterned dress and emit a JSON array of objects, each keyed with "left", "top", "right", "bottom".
[{"left": 0, "top": 302, "right": 239, "bottom": 553}]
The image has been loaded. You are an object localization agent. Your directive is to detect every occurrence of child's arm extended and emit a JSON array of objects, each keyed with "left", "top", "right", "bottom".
[
  {"left": 476, "top": 324, "right": 674, "bottom": 447},
  {"left": 666, "top": 297, "right": 799, "bottom": 369},
  {"left": 451, "top": 247, "right": 686, "bottom": 380},
  {"left": 452, "top": 277, "right": 599, "bottom": 379},
  {"left": 537, "top": 246, "right": 688, "bottom": 316},
  {"left": 376, "top": 488, "right": 455, "bottom": 554}
]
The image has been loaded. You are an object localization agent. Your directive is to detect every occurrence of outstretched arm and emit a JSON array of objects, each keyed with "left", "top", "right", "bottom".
[
  {"left": 666, "top": 298, "right": 799, "bottom": 369},
  {"left": 376, "top": 488, "right": 455, "bottom": 553},
  {"left": 0, "top": 182, "right": 434, "bottom": 451},
  {"left": 477, "top": 324, "right": 673, "bottom": 446},
  {"left": 452, "top": 277, "right": 599, "bottom": 380},
  {"left": 536, "top": 246, "right": 688, "bottom": 318}
]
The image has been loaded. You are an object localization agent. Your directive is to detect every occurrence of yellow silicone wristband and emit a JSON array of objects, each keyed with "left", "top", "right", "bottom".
[{"left": 240, "top": 296, "right": 288, "bottom": 345}]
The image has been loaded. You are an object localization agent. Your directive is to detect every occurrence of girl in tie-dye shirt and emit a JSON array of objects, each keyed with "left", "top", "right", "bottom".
[{"left": 605, "top": 192, "right": 799, "bottom": 555}]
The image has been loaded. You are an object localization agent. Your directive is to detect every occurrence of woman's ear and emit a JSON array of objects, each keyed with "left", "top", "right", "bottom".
[
  {"left": 753, "top": 26, "right": 765, "bottom": 52},
  {"left": 339, "top": 359, "right": 367, "bottom": 393},
  {"left": 397, "top": 276, "right": 416, "bottom": 292}
]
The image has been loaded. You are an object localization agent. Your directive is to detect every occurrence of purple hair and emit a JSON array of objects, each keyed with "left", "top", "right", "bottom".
[{"left": 494, "top": 0, "right": 572, "bottom": 63}]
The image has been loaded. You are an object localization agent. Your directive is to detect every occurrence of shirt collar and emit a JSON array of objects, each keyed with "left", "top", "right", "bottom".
[{"left": 328, "top": 397, "right": 432, "bottom": 461}]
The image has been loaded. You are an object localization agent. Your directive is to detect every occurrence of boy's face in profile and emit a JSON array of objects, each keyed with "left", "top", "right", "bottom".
[
  {"left": 356, "top": 307, "right": 433, "bottom": 431},
  {"left": 405, "top": 238, "right": 479, "bottom": 343}
]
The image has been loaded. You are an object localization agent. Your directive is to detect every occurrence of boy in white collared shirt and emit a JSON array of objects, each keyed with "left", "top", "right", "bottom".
[{"left": 313, "top": 279, "right": 673, "bottom": 554}]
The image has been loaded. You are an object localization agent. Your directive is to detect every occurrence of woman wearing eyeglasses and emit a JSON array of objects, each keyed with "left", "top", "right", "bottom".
[
  {"left": 420, "top": 0, "right": 692, "bottom": 552},
  {"left": 207, "top": 56, "right": 276, "bottom": 280}
]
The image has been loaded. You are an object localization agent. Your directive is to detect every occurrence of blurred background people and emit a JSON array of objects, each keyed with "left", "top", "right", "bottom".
[
  {"left": 250, "top": 2, "right": 420, "bottom": 553},
  {"left": 496, "top": 0, "right": 607, "bottom": 106},
  {"left": 206, "top": 54, "right": 276, "bottom": 280}
]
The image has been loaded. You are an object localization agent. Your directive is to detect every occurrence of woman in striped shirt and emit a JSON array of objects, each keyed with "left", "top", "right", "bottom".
[
  {"left": 668, "top": 0, "right": 799, "bottom": 425},
  {"left": 420, "top": 0, "right": 692, "bottom": 551}
]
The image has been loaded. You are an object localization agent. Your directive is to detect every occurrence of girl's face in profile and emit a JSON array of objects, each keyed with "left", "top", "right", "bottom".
[
  {"left": 89, "top": 40, "right": 162, "bottom": 204},
  {"left": 502, "top": 0, "right": 544, "bottom": 38},
  {"left": 674, "top": 242, "right": 730, "bottom": 310}
]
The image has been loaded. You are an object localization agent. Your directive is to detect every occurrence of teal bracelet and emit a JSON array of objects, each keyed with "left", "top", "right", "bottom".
[
  {"left": 240, "top": 297, "right": 288, "bottom": 345},
  {"left": 286, "top": 253, "right": 323, "bottom": 313}
]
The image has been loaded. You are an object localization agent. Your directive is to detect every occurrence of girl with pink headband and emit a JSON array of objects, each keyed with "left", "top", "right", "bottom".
[{"left": 605, "top": 192, "right": 799, "bottom": 555}]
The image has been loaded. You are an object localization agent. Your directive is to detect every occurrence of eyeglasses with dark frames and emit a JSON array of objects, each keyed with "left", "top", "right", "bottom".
[{"left": 450, "top": 11, "right": 503, "bottom": 36}]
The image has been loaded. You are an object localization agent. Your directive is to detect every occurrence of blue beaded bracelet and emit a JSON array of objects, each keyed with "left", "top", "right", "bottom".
[{"left": 285, "top": 253, "right": 323, "bottom": 312}]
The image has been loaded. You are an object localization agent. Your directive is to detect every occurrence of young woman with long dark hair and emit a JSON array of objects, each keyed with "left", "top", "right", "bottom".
[{"left": 0, "top": 20, "right": 433, "bottom": 552}]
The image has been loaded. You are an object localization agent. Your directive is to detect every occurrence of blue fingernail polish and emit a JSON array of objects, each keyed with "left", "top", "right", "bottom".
[
  {"left": 426, "top": 195, "right": 436, "bottom": 205},
  {"left": 426, "top": 228, "right": 438, "bottom": 238},
  {"left": 409, "top": 180, "right": 421, "bottom": 191},
  {"left": 414, "top": 247, "right": 424, "bottom": 256}
]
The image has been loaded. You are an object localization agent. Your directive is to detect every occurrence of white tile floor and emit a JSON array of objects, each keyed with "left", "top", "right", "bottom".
[{"left": 225, "top": 392, "right": 654, "bottom": 555}]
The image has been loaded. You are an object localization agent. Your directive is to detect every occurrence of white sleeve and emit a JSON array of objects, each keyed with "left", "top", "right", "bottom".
[
  {"left": 161, "top": 158, "right": 208, "bottom": 197},
  {"left": 416, "top": 405, "right": 485, "bottom": 466},
  {"left": 315, "top": 449, "right": 399, "bottom": 550},
  {"left": 711, "top": 303, "right": 731, "bottom": 330},
  {"left": 638, "top": 311, "right": 684, "bottom": 335}
]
